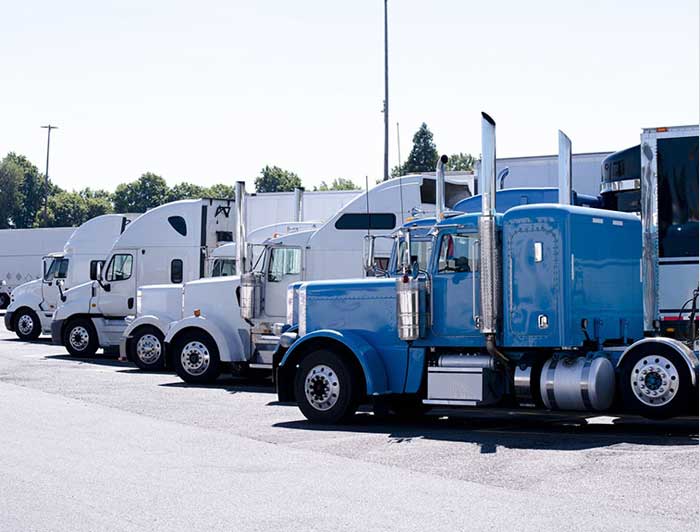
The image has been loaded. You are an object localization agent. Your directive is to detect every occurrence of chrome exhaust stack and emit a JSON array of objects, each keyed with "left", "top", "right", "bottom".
[
  {"left": 293, "top": 187, "right": 304, "bottom": 222},
  {"left": 478, "top": 113, "right": 508, "bottom": 364},
  {"left": 435, "top": 154, "right": 448, "bottom": 221},
  {"left": 234, "top": 181, "right": 247, "bottom": 275},
  {"left": 558, "top": 130, "right": 572, "bottom": 205}
]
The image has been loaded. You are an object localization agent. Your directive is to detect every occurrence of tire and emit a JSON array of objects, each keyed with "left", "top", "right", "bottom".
[
  {"left": 294, "top": 349, "right": 359, "bottom": 424},
  {"left": 620, "top": 344, "right": 692, "bottom": 419},
  {"left": 14, "top": 308, "right": 41, "bottom": 341},
  {"left": 129, "top": 326, "right": 166, "bottom": 371},
  {"left": 0, "top": 293, "right": 10, "bottom": 310},
  {"left": 172, "top": 331, "right": 221, "bottom": 384},
  {"left": 63, "top": 318, "right": 99, "bottom": 357}
]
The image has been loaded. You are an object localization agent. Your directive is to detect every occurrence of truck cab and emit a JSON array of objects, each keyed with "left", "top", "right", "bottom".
[{"left": 4, "top": 214, "right": 135, "bottom": 340}]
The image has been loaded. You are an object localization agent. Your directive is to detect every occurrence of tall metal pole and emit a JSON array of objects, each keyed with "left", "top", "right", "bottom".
[
  {"left": 382, "top": 0, "right": 389, "bottom": 181},
  {"left": 41, "top": 124, "right": 58, "bottom": 227},
  {"left": 396, "top": 121, "right": 402, "bottom": 172}
]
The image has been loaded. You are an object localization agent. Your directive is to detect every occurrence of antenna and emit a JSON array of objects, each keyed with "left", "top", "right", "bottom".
[{"left": 396, "top": 121, "right": 402, "bottom": 170}]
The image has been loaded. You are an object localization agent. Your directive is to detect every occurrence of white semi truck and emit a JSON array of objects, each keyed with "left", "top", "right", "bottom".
[
  {"left": 122, "top": 215, "right": 324, "bottom": 371},
  {"left": 0, "top": 227, "right": 75, "bottom": 309},
  {"left": 153, "top": 174, "right": 473, "bottom": 383},
  {"left": 4, "top": 214, "right": 137, "bottom": 340},
  {"left": 51, "top": 198, "right": 236, "bottom": 356}
]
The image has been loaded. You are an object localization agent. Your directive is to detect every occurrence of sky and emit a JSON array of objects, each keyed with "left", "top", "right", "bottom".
[{"left": 1, "top": 0, "right": 698, "bottom": 193}]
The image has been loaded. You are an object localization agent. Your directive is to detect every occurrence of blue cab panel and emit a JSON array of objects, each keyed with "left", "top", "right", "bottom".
[{"left": 502, "top": 205, "right": 643, "bottom": 348}]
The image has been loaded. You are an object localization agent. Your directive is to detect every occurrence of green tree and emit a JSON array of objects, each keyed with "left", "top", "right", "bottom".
[
  {"left": 43, "top": 191, "right": 88, "bottom": 227},
  {"left": 401, "top": 123, "right": 439, "bottom": 176},
  {"left": 446, "top": 152, "right": 476, "bottom": 172},
  {"left": 3, "top": 152, "right": 51, "bottom": 228},
  {"left": 316, "top": 178, "right": 360, "bottom": 191},
  {"left": 206, "top": 183, "right": 236, "bottom": 199},
  {"left": 254, "top": 166, "right": 302, "bottom": 193},
  {"left": 0, "top": 158, "right": 24, "bottom": 228},
  {"left": 167, "top": 182, "right": 206, "bottom": 202},
  {"left": 113, "top": 172, "right": 169, "bottom": 213}
]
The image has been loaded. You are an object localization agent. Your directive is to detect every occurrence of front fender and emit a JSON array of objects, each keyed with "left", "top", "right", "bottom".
[
  {"left": 279, "top": 329, "right": 390, "bottom": 397},
  {"left": 164, "top": 315, "right": 246, "bottom": 363}
]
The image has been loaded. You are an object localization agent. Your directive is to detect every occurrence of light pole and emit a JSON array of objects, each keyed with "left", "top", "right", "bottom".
[
  {"left": 41, "top": 124, "right": 58, "bottom": 227},
  {"left": 382, "top": 0, "right": 389, "bottom": 181}
]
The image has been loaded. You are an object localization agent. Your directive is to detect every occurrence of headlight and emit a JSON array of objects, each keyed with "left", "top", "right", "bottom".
[{"left": 286, "top": 286, "right": 295, "bottom": 324}]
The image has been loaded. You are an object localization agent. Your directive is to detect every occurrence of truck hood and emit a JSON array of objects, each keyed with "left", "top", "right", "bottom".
[
  {"left": 9, "top": 279, "right": 43, "bottom": 300},
  {"left": 62, "top": 281, "right": 95, "bottom": 306},
  {"left": 298, "top": 278, "right": 397, "bottom": 337}
]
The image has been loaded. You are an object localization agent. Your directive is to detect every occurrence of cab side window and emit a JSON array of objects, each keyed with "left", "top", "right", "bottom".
[
  {"left": 437, "top": 234, "right": 479, "bottom": 273},
  {"left": 268, "top": 248, "right": 301, "bottom": 282},
  {"left": 105, "top": 254, "right": 133, "bottom": 282}
]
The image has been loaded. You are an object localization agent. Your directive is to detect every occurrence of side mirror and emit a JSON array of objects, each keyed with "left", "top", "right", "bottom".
[{"left": 57, "top": 280, "right": 66, "bottom": 302}]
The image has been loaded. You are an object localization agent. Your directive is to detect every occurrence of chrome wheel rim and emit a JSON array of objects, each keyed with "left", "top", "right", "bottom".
[
  {"left": 136, "top": 334, "right": 162, "bottom": 364},
  {"left": 181, "top": 341, "right": 210, "bottom": 376},
  {"left": 17, "top": 314, "right": 35, "bottom": 336},
  {"left": 69, "top": 326, "right": 90, "bottom": 352},
  {"left": 630, "top": 355, "right": 679, "bottom": 407},
  {"left": 304, "top": 364, "right": 340, "bottom": 412}
]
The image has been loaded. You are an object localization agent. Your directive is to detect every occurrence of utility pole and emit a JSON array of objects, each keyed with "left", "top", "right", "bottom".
[
  {"left": 41, "top": 124, "right": 58, "bottom": 227},
  {"left": 382, "top": 0, "right": 389, "bottom": 181},
  {"left": 396, "top": 121, "right": 402, "bottom": 172}
]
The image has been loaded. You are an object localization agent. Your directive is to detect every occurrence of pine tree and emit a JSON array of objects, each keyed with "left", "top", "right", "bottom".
[{"left": 402, "top": 123, "right": 438, "bottom": 174}]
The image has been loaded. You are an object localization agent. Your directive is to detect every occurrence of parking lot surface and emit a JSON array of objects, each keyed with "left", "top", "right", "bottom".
[{"left": 0, "top": 316, "right": 697, "bottom": 532}]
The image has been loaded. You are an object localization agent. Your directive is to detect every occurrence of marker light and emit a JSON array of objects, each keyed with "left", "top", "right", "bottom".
[{"left": 193, "top": 309, "right": 201, "bottom": 317}]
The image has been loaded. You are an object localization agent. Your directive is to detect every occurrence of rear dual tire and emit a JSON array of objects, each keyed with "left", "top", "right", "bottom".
[{"left": 619, "top": 344, "right": 692, "bottom": 419}]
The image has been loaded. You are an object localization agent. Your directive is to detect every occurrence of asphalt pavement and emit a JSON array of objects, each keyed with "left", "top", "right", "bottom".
[{"left": 0, "top": 313, "right": 697, "bottom": 532}]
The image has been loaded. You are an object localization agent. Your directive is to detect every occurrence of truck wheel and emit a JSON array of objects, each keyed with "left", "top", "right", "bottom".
[
  {"left": 129, "top": 326, "right": 166, "bottom": 371},
  {"left": 620, "top": 344, "right": 691, "bottom": 419},
  {"left": 14, "top": 308, "right": 41, "bottom": 341},
  {"left": 64, "top": 318, "right": 98, "bottom": 357},
  {"left": 294, "top": 350, "right": 359, "bottom": 424},
  {"left": 172, "top": 331, "right": 221, "bottom": 384},
  {"left": 0, "top": 293, "right": 9, "bottom": 310}
]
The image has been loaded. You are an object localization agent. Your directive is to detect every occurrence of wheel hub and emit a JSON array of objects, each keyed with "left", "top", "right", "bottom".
[
  {"left": 17, "top": 315, "right": 34, "bottom": 335},
  {"left": 136, "top": 334, "right": 161, "bottom": 364},
  {"left": 181, "top": 341, "right": 210, "bottom": 376},
  {"left": 69, "top": 326, "right": 90, "bottom": 352},
  {"left": 304, "top": 365, "right": 339, "bottom": 412},
  {"left": 630, "top": 355, "right": 679, "bottom": 407}
]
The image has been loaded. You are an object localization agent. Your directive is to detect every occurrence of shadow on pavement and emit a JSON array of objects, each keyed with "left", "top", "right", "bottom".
[
  {"left": 3, "top": 337, "right": 54, "bottom": 345},
  {"left": 44, "top": 354, "right": 129, "bottom": 368},
  {"left": 274, "top": 410, "right": 698, "bottom": 452},
  {"left": 159, "top": 379, "right": 275, "bottom": 394}
]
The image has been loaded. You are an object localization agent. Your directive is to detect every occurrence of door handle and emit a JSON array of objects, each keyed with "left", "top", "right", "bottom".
[{"left": 128, "top": 297, "right": 134, "bottom": 309}]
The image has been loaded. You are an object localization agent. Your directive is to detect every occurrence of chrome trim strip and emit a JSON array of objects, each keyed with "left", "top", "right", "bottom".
[
  {"left": 580, "top": 357, "right": 593, "bottom": 411},
  {"left": 600, "top": 178, "right": 640, "bottom": 194},
  {"left": 546, "top": 357, "right": 558, "bottom": 409}
]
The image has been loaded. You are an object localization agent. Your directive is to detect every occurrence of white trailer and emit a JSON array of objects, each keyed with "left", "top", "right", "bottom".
[
  {"left": 158, "top": 174, "right": 473, "bottom": 383},
  {"left": 51, "top": 198, "right": 236, "bottom": 356},
  {"left": 122, "top": 219, "right": 324, "bottom": 370},
  {"left": 4, "top": 214, "right": 137, "bottom": 339},
  {"left": 0, "top": 227, "right": 75, "bottom": 308},
  {"left": 476, "top": 151, "right": 612, "bottom": 197}
]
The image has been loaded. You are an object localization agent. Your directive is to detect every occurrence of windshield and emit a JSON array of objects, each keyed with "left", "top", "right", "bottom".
[
  {"left": 389, "top": 237, "right": 433, "bottom": 274},
  {"left": 212, "top": 258, "right": 236, "bottom": 277},
  {"left": 44, "top": 257, "right": 69, "bottom": 281}
]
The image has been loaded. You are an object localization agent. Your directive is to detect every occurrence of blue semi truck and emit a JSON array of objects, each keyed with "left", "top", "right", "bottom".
[{"left": 275, "top": 113, "right": 698, "bottom": 423}]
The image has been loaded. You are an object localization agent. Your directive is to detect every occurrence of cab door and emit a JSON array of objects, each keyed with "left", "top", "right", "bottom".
[
  {"left": 263, "top": 246, "right": 302, "bottom": 320},
  {"left": 97, "top": 251, "right": 137, "bottom": 317},
  {"left": 430, "top": 232, "right": 481, "bottom": 340},
  {"left": 41, "top": 257, "right": 69, "bottom": 312}
]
